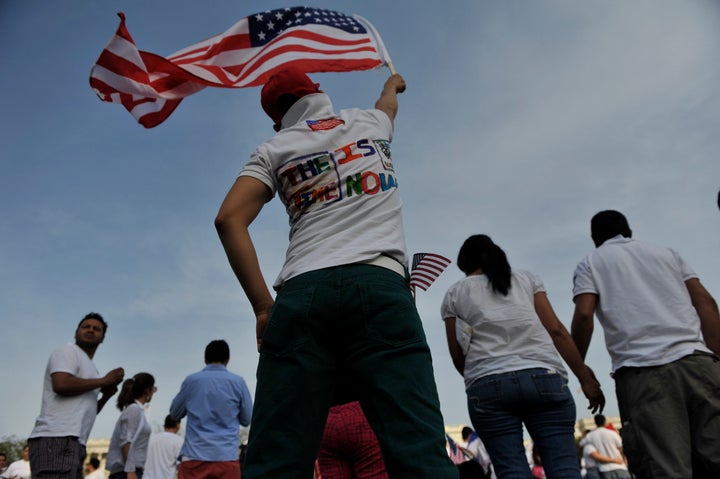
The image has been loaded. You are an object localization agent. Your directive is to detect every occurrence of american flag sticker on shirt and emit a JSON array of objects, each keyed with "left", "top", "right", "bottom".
[{"left": 307, "top": 118, "right": 346, "bottom": 131}]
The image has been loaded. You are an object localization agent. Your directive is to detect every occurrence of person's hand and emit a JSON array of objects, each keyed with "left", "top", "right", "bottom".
[
  {"left": 127, "top": 471, "right": 138, "bottom": 479},
  {"left": 384, "top": 74, "right": 406, "bottom": 94},
  {"left": 99, "top": 384, "right": 118, "bottom": 398},
  {"left": 612, "top": 456, "right": 625, "bottom": 465},
  {"left": 255, "top": 303, "right": 273, "bottom": 352},
  {"left": 102, "top": 367, "right": 125, "bottom": 388},
  {"left": 580, "top": 366, "right": 605, "bottom": 414}
]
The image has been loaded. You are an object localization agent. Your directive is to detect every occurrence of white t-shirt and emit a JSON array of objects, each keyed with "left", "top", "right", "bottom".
[
  {"left": 585, "top": 427, "right": 627, "bottom": 473},
  {"left": 441, "top": 270, "right": 567, "bottom": 389},
  {"left": 1, "top": 460, "right": 30, "bottom": 479},
  {"left": 85, "top": 469, "right": 106, "bottom": 479},
  {"left": 29, "top": 343, "right": 100, "bottom": 445},
  {"left": 573, "top": 236, "right": 709, "bottom": 372},
  {"left": 143, "top": 431, "right": 184, "bottom": 479},
  {"left": 106, "top": 402, "right": 152, "bottom": 474},
  {"left": 240, "top": 93, "right": 407, "bottom": 288}
]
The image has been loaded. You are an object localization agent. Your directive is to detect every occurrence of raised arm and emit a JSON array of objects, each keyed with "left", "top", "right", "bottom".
[
  {"left": 215, "top": 176, "right": 275, "bottom": 351},
  {"left": 374, "top": 74, "right": 406, "bottom": 124},
  {"left": 686, "top": 278, "right": 720, "bottom": 355},
  {"left": 535, "top": 292, "right": 604, "bottom": 413}
]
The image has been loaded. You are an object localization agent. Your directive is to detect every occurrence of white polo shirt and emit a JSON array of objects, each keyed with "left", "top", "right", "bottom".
[{"left": 573, "top": 235, "right": 709, "bottom": 372}]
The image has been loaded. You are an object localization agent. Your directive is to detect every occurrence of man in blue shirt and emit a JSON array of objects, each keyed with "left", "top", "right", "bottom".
[{"left": 170, "top": 340, "right": 252, "bottom": 479}]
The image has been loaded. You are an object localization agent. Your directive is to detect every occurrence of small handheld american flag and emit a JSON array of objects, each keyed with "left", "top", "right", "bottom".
[{"left": 409, "top": 253, "right": 451, "bottom": 292}]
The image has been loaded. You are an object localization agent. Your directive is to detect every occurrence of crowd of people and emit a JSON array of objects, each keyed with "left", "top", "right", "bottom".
[{"left": 10, "top": 67, "right": 720, "bottom": 479}]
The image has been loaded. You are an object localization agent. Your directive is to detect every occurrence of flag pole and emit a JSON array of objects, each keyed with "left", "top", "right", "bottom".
[{"left": 387, "top": 61, "right": 397, "bottom": 75}]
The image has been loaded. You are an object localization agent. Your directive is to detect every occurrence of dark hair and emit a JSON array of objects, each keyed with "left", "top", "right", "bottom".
[
  {"left": 590, "top": 210, "right": 631, "bottom": 246},
  {"left": 88, "top": 457, "right": 100, "bottom": 469},
  {"left": 461, "top": 426, "right": 473, "bottom": 441},
  {"left": 116, "top": 372, "right": 155, "bottom": 410},
  {"left": 164, "top": 415, "right": 180, "bottom": 429},
  {"left": 205, "top": 340, "right": 230, "bottom": 363},
  {"left": 77, "top": 312, "right": 108, "bottom": 335},
  {"left": 457, "top": 235, "right": 512, "bottom": 296},
  {"left": 594, "top": 414, "right": 606, "bottom": 427}
]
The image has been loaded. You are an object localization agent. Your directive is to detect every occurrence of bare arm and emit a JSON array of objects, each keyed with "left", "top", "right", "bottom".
[
  {"left": 535, "top": 292, "right": 604, "bottom": 413},
  {"left": 686, "top": 278, "right": 720, "bottom": 355},
  {"left": 215, "top": 176, "right": 275, "bottom": 351},
  {"left": 571, "top": 293, "right": 598, "bottom": 360},
  {"left": 374, "top": 74, "right": 406, "bottom": 124},
  {"left": 52, "top": 367, "right": 124, "bottom": 396},
  {"left": 443, "top": 317, "right": 465, "bottom": 376},
  {"left": 589, "top": 450, "right": 625, "bottom": 465}
]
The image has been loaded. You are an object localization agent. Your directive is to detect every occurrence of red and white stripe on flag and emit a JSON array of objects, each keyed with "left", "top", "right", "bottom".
[
  {"left": 89, "top": 7, "right": 392, "bottom": 128},
  {"left": 409, "top": 253, "right": 451, "bottom": 292}
]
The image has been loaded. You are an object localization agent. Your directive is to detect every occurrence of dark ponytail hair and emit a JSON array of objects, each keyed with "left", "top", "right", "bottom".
[
  {"left": 116, "top": 372, "right": 155, "bottom": 410},
  {"left": 456, "top": 234, "right": 512, "bottom": 296}
]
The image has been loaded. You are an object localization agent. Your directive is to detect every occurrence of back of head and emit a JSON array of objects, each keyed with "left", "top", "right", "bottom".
[
  {"left": 89, "top": 457, "right": 100, "bottom": 470},
  {"left": 164, "top": 414, "right": 180, "bottom": 430},
  {"left": 457, "top": 234, "right": 512, "bottom": 296},
  {"left": 205, "top": 339, "right": 230, "bottom": 364},
  {"left": 461, "top": 426, "right": 473, "bottom": 441},
  {"left": 261, "top": 67, "right": 321, "bottom": 131},
  {"left": 591, "top": 210, "right": 632, "bottom": 247},
  {"left": 116, "top": 372, "right": 155, "bottom": 410},
  {"left": 594, "top": 414, "right": 606, "bottom": 427}
]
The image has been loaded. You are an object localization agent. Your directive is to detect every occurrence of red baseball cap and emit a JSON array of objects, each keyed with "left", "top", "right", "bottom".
[{"left": 261, "top": 67, "right": 321, "bottom": 129}]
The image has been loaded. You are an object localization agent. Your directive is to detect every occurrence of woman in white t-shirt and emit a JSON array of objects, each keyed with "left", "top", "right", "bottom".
[
  {"left": 441, "top": 235, "right": 604, "bottom": 479},
  {"left": 106, "top": 373, "right": 156, "bottom": 479}
]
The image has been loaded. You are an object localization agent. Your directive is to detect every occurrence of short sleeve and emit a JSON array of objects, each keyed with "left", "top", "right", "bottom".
[
  {"left": 527, "top": 271, "right": 546, "bottom": 294},
  {"left": 238, "top": 150, "right": 277, "bottom": 196},
  {"left": 572, "top": 256, "right": 597, "bottom": 298},
  {"left": 440, "top": 285, "right": 457, "bottom": 320},
  {"left": 48, "top": 344, "right": 78, "bottom": 375},
  {"left": 671, "top": 248, "right": 698, "bottom": 281}
]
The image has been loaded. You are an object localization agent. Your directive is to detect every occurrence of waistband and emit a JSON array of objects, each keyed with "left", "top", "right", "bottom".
[{"left": 360, "top": 255, "right": 406, "bottom": 277}]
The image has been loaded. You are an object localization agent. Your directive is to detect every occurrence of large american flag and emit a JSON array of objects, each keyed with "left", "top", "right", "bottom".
[
  {"left": 409, "top": 253, "right": 452, "bottom": 292},
  {"left": 90, "top": 7, "right": 392, "bottom": 128}
]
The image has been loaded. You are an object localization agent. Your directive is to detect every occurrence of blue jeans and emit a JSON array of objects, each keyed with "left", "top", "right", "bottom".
[{"left": 467, "top": 368, "right": 580, "bottom": 479}]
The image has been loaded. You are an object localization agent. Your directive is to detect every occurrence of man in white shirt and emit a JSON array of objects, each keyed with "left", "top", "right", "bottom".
[
  {"left": 1, "top": 446, "right": 30, "bottom": 479},
  {"left": 28, "top": 312, "right": 125, "bottom": 479},
  {"left": 582, "top": 416, "right": 629, "bottom": 479},
  {"left": 83, "top": 458, "right": 105, "bottom": 479},
  {"left": 143, "top": 416, "right": 183, "bottom": 479},
  {"left": 571, "top": 210, "right": 720, "bottom": 479}
]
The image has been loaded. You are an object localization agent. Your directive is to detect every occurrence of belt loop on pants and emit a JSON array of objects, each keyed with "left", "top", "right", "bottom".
[{"left": 361, "top": 255, "right": 406, "bottom": 278}]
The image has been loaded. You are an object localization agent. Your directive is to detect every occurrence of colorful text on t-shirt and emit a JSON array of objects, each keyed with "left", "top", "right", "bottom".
[{"left": 276, "top": 138, "right": 397, "bottom": 223}]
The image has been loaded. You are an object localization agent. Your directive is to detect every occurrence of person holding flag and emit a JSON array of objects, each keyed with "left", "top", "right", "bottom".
[{"left": 215, "top": 66, "right": 457, "bottom": 479}]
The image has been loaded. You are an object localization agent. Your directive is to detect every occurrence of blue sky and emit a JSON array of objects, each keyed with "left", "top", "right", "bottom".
[{"left": 2, "top": 0, "right": 719, "bottom": 440}]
